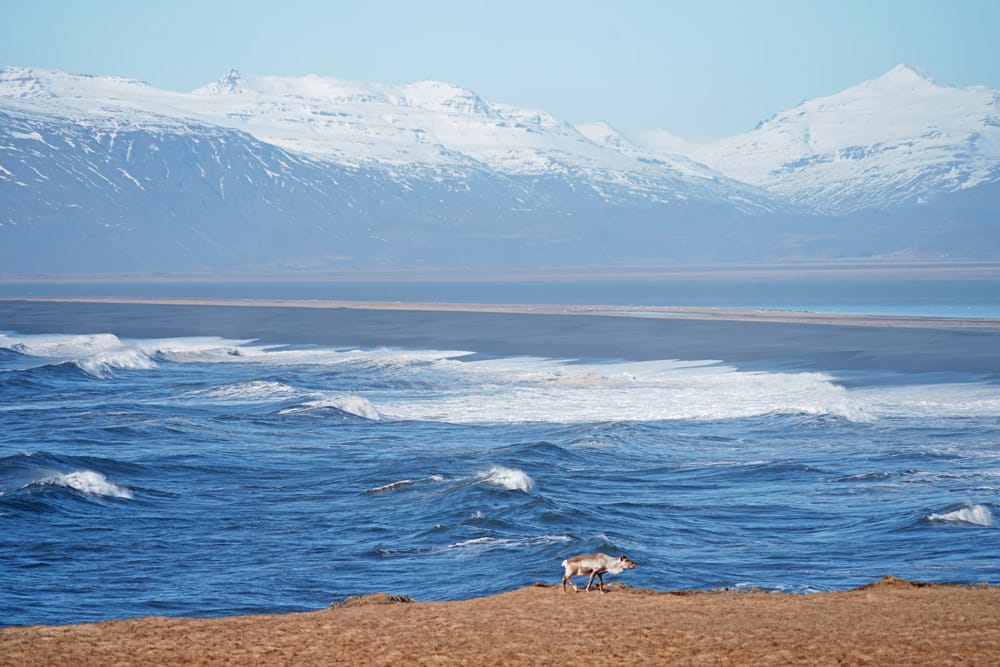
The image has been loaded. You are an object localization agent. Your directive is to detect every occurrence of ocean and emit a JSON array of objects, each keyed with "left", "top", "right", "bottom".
[{"left": 1, "top": 286, "right": 998, "bottom": 627}]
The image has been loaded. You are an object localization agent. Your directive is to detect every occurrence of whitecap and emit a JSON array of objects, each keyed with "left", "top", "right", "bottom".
[
  {"left": 449, "top": 536, "right": 494, "bottom": 549},
  {"left": 0, "top": 332, "right": 124, "bottom": 358},
  {"left": 0, "top": 333, "right": 157, "bottom": 378},
  {"left": 278, "top": 395, "right": 381, "bottom": 420},
  {"left": 188, "top": 380, "right": 298, "bottom": 402},
  {"left": 76, "top": 348, "right": 158, "bottom": 378},
  {"left": 856, "top": 383, "right": 1000, "bottom": 419},
  {"left": 447, "top": 534, "right": 570, "bottom": 552},
  {"left": 366, "top": 479, "right": 415, "bottom": 494},
  {"left": 10, "top": 333, "right": 998, "bottom": 424},
  {"left": 925, "top": 504, "right": 993, "bottom": 526},
  {"left": 330, "top": 395, "right": 382, "bottom": 420},
  {"left": 210, "top": 344, "right": 472, "bottom": 370},
  {"left": 35, "top": 470, "right": 133, "bottom": 499},
  {"left": 0, "top": 332, "right": 256, "bottom": 379},
  {"left": 366, "top": 474, "right": 446, "bottom": 494},
  {"left": 376, "top": 356, "right": 875, "bottom": 424},
  {"left": 479, "top": 466, "right": 534, "bottom": 493}
]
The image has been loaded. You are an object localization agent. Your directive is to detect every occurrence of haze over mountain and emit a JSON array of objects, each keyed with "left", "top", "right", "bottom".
[{"left": 1, "top": 65, "right": 997, "bottom": 274}]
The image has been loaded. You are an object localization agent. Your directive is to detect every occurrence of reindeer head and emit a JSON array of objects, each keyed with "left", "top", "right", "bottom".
[{"left": 619, "top": 555, "right": 636, "bottom": 570}]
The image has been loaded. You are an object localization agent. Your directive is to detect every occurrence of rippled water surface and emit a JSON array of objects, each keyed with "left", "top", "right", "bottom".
[{"left": 1, "top": 327, "right": 998, "bottom": 626}]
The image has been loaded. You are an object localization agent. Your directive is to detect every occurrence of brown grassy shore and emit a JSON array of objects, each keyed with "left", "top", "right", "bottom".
[{"left": 2, "top": 578, "right": 998, "bottom": 666}]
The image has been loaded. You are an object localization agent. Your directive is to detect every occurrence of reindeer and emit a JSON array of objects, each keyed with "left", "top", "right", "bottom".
[{"left": 560, "top": 553, "right": 635, "bottom": 592}]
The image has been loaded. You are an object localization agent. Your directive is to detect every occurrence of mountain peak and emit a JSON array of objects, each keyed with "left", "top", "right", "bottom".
[
  {"left": 864, "top": 64, "right": 941, "bottom": 92},
  {"left": 0, "top": 66, "right": 52, "bottom": 99},
  {"left": 577, "top": 121, "right": 636, "bottom": 150},
  {"left": 399, "top": 79, "right": 495, "bottom": 116},
  {"left": 198, "top": 68, "right": 245, "bottom": 95}
]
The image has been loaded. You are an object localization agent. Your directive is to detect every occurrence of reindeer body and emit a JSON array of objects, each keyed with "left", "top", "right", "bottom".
[{"left": 560, "top": 552, "right": 635, "bottom": 592}]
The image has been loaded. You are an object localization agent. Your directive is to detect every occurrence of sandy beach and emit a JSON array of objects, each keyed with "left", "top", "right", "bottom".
[{"left": 2, "top": 578, "right": 998, "bottom": 666}]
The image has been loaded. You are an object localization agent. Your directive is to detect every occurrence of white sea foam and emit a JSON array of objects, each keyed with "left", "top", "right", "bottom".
[
  {"left": 1, "top": 332, "right": 124, "bottom": 358},
  {"left": 210, "top": 344, "right": 472, "bottom": 370},
  {"left": 366, "top": 474, "right": 445, "bottom": 494},
  {"left": 0, "top": 333, "right": 255, "bottom": 378},
  {"left": 330, "top": 395, "right": 381, "bottom": 420},
  {"left": 188, "top": 380, "right": 298, "bottom": 402},
  {"left": 479, "top": 466, "right": 534, "bottom": 493},
  {"left": 35, "top": 470, "right": 133, "bottom": 499},
  {"left": 279, "top": 394, "right": 381, "bottom": 420},
  {"left": 0, "top": 333, "right": 154, "bottom": 378},
  {"left": 447, "top": 534, "right": 570, "bottom": 553},
  {"left": 855, "top": 383, "right": 1000, "bottom": 419},
  {"left": 926, "top": 504, "right": 993, "bottom": 526},
  {"left": 76, "top": 348, "right": 159, "bottom": 378},
  {"left": 7, "top": 333, "right": 1000, "bottom": 424},
  {"left": 376, "top": 357, "right": 874, "bottom": 424},
  {"left": 366, "top": 479, "right": 414, "bottom": 494}
]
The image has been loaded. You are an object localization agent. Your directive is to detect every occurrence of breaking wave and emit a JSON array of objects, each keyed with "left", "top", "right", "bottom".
[
  {"left": 446, "top": 534, "right": 571, "bottom": 553},
  {"left": 0, "top": 333, "right": 251, "bottom": 379},
  {"left": 186, "top": 380, "right": 298, "bottom": 402},
  {"left": 366, "top": 478, "right": 416, "bottom": 494},
  {"left": 376, "top": 357, "right": 874, "bottom": 424},
  {"left": 6, "top": 332, "right": 1000, "bottom": 424},
  {"left": 925, "top": 503, "right": 993, "bottom": 526},
  {"left": 479, "top": 466, "right": 534, "bottom": 493},
  {"left": 277, "top": 395, "right": 381, "bottom": 420},
  {"left": 365, "top": 475, "right": 444, "bottom": 495},
  {"left": 856, "top": 383, "right": 1000, "bottom": 419},
  {"left": 32, "top": 470, "right": 133, "bottom": 499}
]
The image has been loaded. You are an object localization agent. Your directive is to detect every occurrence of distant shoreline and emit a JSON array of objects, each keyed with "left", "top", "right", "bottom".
[
  {"left": 3, "top": 295, "right": 999, "bottom": 330},
  {"left": 3, "top": 259, "right": 1000, "bottom": 283}
]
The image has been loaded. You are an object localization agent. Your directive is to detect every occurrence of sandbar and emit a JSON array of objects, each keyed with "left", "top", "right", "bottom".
[{"left": 5, "top": 294, "right": 1000, "bottom": 329}]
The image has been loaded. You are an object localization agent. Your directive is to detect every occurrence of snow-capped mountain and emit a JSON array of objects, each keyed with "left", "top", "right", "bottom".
[
  {"left": 630, "top": 65, "right": 1000, "bottom": 213},
  {"left": 0, "top": 66, "right": 773, "bottom": 208},
  {"left": 0, "top": 64, "right": 997, "bottom": 274}
]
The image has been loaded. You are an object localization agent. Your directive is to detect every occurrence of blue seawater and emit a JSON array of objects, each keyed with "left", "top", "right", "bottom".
[{"left": 1, "top": 328, "right": 998, "bottom": 627}]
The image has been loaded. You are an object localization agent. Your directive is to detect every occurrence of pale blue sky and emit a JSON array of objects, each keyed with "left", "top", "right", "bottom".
[{"left": 4, "top": 0, "right": 998, "bottom": 139}]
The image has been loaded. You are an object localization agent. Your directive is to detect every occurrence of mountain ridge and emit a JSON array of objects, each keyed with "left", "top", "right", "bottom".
[
  {"left": 1, "top": 64, "right": 997, "bottom": 274},
  {"left": 632, "top": 64, "right": 1000, "bottom": 213}
]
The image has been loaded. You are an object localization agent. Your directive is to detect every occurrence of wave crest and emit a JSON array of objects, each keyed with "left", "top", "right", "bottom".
[
  {"left": 188, "top": 380, "right": 298, "bottom": 402},
  {"left": 377, "top": 357, "right": 874, "bottom": 424},
  {"left": 447, "top": 534, "right": 569, "bottom": 553},
  {"left": 0, "top": 332, "right": 252, "bottom": 379},
  {"left": 34, "top": 470, "right": 133, "bottom": 499},
  {"left": 278, "top": 394, "right": 381, "bottom": 420},
  {"left": 479, "top": 466, "right": 534, "bottom": 493},
  {"left": 925, "top": 503, "right": 993, "bottom": 526}
]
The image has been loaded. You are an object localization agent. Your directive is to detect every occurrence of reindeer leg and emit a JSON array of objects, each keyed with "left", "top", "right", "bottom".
[
  {"left": 597, "top": 572, "right": 606, "bottom": 593},
  {"left": 586, "top": 571, "right": 598, "bottom": 592}
]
